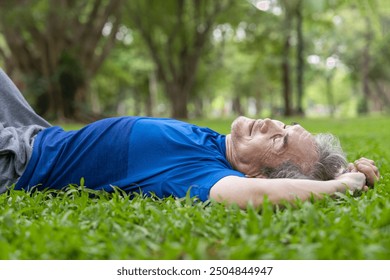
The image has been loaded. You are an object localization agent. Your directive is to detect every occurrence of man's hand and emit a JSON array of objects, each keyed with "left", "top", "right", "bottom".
[
  {"left": 347, "top": 157, "right": 380, "bottom": 187},
  {"left": 335, "top": 172, "right": 368, "bottom": 192}
]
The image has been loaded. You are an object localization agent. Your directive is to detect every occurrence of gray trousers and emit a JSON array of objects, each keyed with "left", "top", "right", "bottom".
[{"left": 0, "top": 68, "right": 51, "bottom": 192}]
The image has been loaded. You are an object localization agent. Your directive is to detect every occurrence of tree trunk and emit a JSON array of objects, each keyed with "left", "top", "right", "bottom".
[
  {"left": 146, "top": 70, "right": 158, "bottom": 116},
  {"left": 281, "top": 6, "right": 293, "bottom": 117},
  {"left": 372, "top": 79, "right": 390, "bottom": 109},
  {"left": 279, "top": 1, "right": 294, "bottom": 117},
  {"left": 254, "top": 90, "right": 262, "bottom": 116},
  {"left": 127, "top": 0, "right": 233, "bottom": 120},
  {"left": 232, "top": 96, "right": 244, "bottom": 116},
  {"left": 133, "top": 89, "right": 142, "bottom": 116},
  {"left": 295, "top": 0, "right": 305, "bottom": 116},
  {"left": 326, "top": 73, "right": 335, "bottom": 117},
  {"left": 193, "top": 97, "right": 204, "bottom": 118},
  {"left": 0, "top": 0, "right": 123, "bottom": 122},
  {"left": 168, "top": 84, "right": 189, "bottom": 119},
  {"left": 282, "top": 33, "right": 293, "bottom": 116},
  {"left": 360, "top": 17, "right": 372, "bottom": 114}
]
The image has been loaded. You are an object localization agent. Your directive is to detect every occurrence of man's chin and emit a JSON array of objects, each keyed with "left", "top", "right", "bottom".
[{"left": 231, "top": 116, "right": 254, "bottom": 138}]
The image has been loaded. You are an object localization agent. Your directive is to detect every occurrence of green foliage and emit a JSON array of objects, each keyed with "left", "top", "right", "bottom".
[
  {"left": 1, "top": 117, "right": 390, "bottom": 259},
  {"left": 2, "top": 0, "right": 390, "bottom": 118}
]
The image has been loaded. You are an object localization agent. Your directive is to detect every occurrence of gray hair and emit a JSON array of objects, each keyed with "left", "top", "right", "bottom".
[{"left": 262, "top": 133, "right": 348, "bottom": 180}]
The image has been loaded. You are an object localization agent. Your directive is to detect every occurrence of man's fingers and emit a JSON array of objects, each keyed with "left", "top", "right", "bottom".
[
  {"left": 356, "top": 161, "right": 380, "bottom": 177},
  {"left": 355, "top": 162, "right": 379, "bottom": 187},
  {"left": 347, "top": 158, "right": 380, "bottom": 188},
  {"left": 354, "top": 158, "right": 379, "bottom": 172},
  {"left": 347, "top": 163, "right": 357, "bottom": 172},
  {"left": 355, "top": 157, "right": 375, "bottom": 166}
]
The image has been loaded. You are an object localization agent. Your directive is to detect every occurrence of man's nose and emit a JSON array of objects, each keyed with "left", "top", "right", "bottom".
[{"left": 261, "top": 118, "right": 283, "bottom": 134}]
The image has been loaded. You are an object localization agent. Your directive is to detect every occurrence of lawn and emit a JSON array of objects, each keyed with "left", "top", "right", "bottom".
[{"left": 1, "top": 116, "right": 390, "bottom": 259}]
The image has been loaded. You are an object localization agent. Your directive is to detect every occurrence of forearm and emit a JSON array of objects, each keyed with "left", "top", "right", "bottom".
[
  {"left": 251, "top": 178, "right": 340, "bottom": 206},
  {"left": 210, "top": 175, "right": 360, "bottom": 209}
]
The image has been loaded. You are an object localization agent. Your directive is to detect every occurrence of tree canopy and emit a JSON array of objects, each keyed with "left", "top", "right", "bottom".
[{"left": 1, "top": 0, "right": 389, "bottom": 121}]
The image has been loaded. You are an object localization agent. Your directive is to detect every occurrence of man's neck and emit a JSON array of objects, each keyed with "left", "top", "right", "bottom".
[
  {"left": 225, "top": 134, "right": 263, "bottom": 178},
  {"left": 225, "top": 134, "right": 238, "bottom": 170}
]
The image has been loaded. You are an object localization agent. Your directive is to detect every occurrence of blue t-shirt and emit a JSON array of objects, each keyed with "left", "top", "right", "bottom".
[{"left": 15, "top": 117, "right": 244, "bottom": 201}]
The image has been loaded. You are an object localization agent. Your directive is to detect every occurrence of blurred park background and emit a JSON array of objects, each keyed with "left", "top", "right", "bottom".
[{"left": 1, "top": 0, "right": 390, "bottom": 122}]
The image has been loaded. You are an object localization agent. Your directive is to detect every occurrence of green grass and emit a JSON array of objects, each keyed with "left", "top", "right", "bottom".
[{"left": 1, "top": 116, "right": 390, "bottom": 259}]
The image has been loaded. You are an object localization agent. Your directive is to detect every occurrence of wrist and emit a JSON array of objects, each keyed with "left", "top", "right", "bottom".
[{"left": 326, "top": 178, "right": 347, "bottom": 193}]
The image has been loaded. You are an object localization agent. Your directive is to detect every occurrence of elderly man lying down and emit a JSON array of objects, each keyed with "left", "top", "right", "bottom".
[{"left": 0, "top": 69, "right": 379, "bottom": 209}]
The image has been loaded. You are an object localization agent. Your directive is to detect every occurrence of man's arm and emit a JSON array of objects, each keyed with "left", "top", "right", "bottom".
[{"left": 210, "top": 172, "right": 367, "bottom": 209}]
